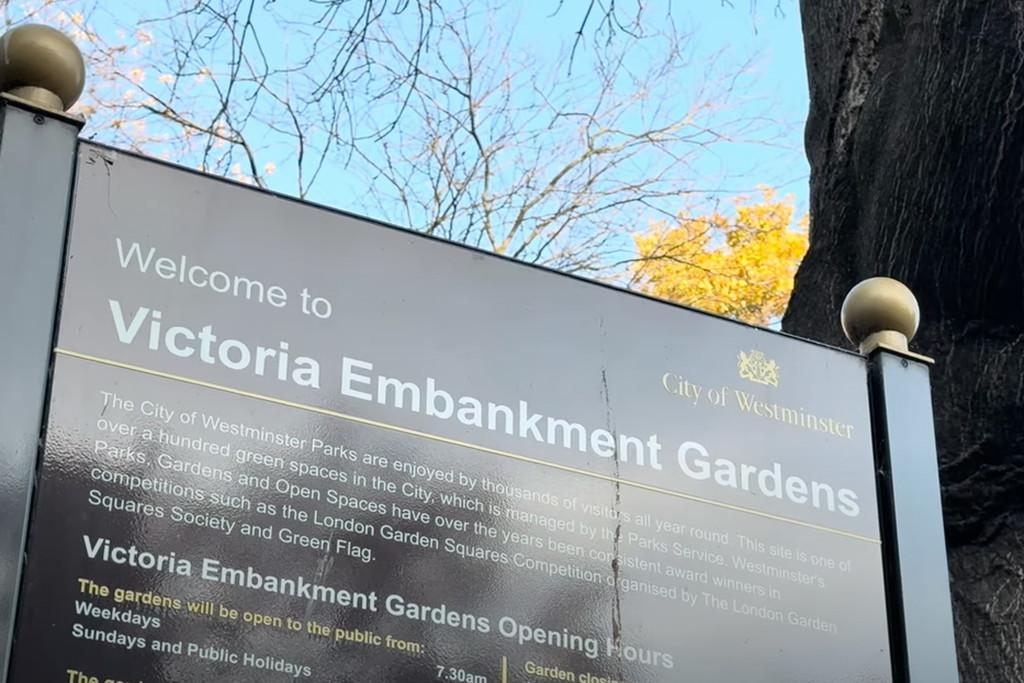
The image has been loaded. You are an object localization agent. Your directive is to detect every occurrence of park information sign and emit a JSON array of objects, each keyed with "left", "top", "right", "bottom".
[{"left": 7, "top": 143, "right": 892, "bottom": 682}]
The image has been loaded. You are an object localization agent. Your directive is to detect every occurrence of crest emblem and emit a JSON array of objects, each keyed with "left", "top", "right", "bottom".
[{"left": 737, "top": 350, "right": 779, "bottom": 387}]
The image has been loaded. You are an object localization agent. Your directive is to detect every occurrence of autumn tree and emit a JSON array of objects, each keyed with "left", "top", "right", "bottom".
[{"left": 632, "top": 190, "right": 808, "bottom": 325}]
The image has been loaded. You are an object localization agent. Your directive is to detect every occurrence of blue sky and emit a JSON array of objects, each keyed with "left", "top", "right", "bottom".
[
  {"left": 12, "top": 0, "right": 811, "bottom": 268},
  {"left": 690, "top": 1, "right": 809, "bottom": 213},
  {"left": 336, "top": 1, "right": 813, "bottom": 218},
  {"left": 522, "top": 2, "right": 810, "bottom": 211}
]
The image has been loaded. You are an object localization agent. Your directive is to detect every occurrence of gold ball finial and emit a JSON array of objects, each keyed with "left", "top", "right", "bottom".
[
  {"left": 841, "top": 277, "right": 920, "bottom": 354},
  {"left": 0, "top": 24, "right": 85, "bottom": 112}
]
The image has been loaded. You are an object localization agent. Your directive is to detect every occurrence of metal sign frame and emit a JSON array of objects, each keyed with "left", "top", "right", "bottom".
[{"left": 0, "top": 96, "right": 959, "bottom": 682}]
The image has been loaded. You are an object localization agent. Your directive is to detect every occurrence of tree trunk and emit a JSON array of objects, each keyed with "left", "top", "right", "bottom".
[{"left": 785, "top": 2, "right": 1024, "bottom": 680}]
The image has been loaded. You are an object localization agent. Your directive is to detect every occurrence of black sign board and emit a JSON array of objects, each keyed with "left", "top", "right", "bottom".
[{"left": 6, "top": 142, "right": 894, "bottom": 682}]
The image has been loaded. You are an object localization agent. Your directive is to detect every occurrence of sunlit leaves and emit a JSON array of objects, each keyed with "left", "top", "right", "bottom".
[{"left": 632, "top": 189, "right": 808, "bottom": 326}]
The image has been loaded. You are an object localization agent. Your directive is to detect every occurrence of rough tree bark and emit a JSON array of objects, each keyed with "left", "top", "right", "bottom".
[{"left": 784, "top": 2, "right": 1024, "bottom": 680}]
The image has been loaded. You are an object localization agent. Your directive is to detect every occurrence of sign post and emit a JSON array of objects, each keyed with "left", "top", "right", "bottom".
[
  {"left": 0, "top": 24, "right": 959, "bottom": 683},
  {"left": 843, "top": 279, "right": 960, "bottom": 682},
  {"left": 0, "top": 25, "right": 84, "bottom": 682}
]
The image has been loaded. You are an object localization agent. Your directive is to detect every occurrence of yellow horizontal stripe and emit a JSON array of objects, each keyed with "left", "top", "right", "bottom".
[{"left": 55, "top": 347, "right": 882, "bottom": 545}]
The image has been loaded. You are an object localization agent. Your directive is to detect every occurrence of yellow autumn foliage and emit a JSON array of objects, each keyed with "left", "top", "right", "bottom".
[{"left": 632, "top": 189, "right": 809, "bottom": 326}]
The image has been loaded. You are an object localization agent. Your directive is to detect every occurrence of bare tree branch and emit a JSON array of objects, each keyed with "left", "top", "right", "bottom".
[{"left": 6, "top": 0, "right": 793, "bottom": 279}]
